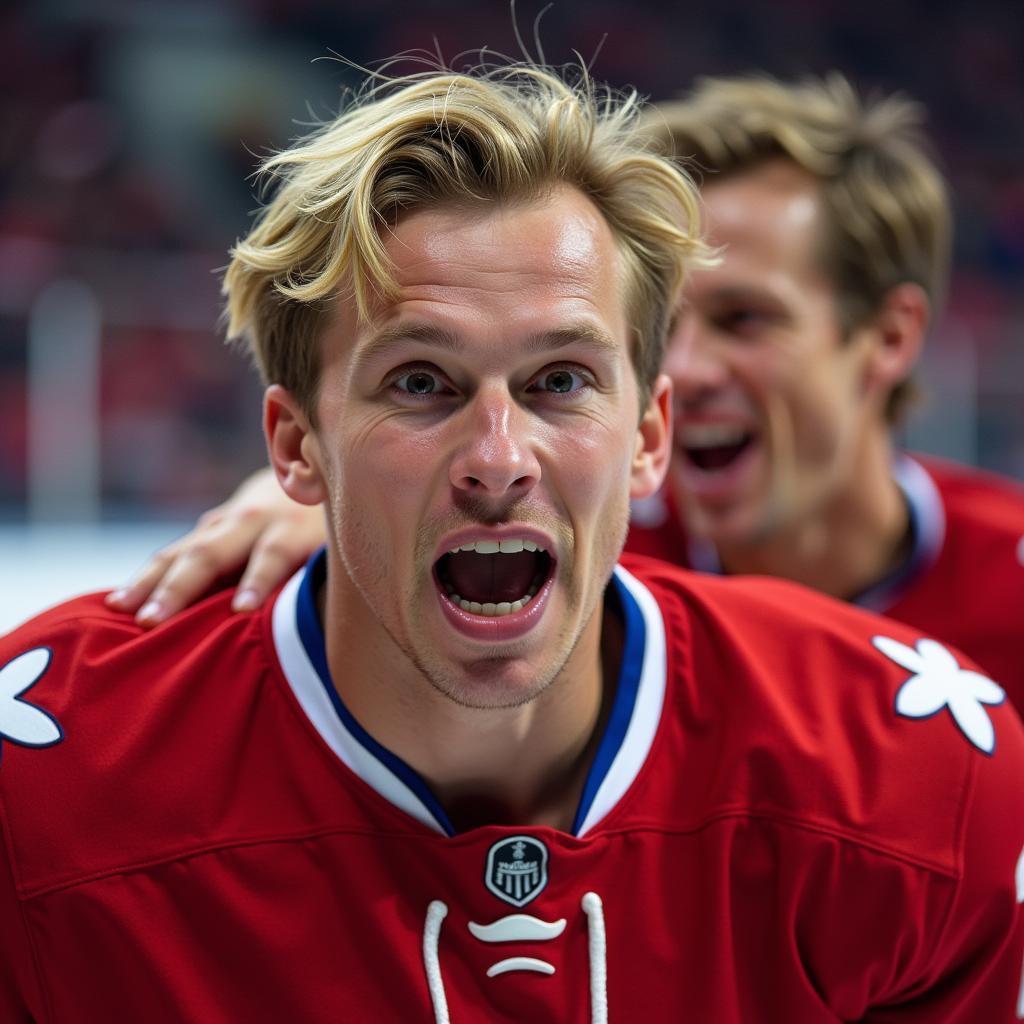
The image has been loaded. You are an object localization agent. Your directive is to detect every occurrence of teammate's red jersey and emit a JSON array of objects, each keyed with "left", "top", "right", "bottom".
[
  {"left": 628, "top": 453, "right": 1024, "bottom": 713},
  {"left": 0, "top": 553, "right": 1021, "bottom": 1022}
]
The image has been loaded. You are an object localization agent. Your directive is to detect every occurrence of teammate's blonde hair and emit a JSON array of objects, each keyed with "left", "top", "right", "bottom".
[
  {"left": 225, "top": 63, "right": 714, "bottom": 417},
  {"left": 648, "top": 73, "right": 951, "bottom": 421}
]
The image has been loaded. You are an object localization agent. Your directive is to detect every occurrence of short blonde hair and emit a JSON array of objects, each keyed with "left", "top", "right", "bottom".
[
  {"left": 648, "top": 73, "right": 952, "bottom": 421},
  {"left": 225, "top": 63, "right": 714, "bottom": 416}
]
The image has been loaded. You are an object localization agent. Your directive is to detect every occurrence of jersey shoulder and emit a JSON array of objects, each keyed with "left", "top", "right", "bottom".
[
  {"left": 916, "top": 453, "right": 1024, "bottom": 536},
  {"left": 0, "top": 592, "right": 150, "bottom": 767},
  {"left": 0, "top": 588, "right": 292, "bottom": 896},
  {"left": 618, "top": 553, "right": 1024, "bottom": 876},
  {"left": 2, "top": 587, "right": 186, "bottom": 683},
  {"left": 0, "top": 589, "right": 250, "bottom": 750},
  {"left": 620, "top": 549, "right": 930, "bottom": 647}
]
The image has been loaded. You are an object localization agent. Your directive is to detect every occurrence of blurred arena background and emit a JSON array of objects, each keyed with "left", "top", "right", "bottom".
[{"left": 1, "top": 0, "right": 1022, "bottom": 632}]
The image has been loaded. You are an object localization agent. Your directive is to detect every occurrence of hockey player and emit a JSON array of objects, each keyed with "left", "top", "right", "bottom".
[{"left": 5, "top": 64, "right": 1022, "bottom": 1020}]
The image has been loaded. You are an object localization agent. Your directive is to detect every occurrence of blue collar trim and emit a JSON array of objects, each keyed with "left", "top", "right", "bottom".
[
  {"left": 291, "top": 550, "right": 649, "bottom": 838},
  {"left": 295, "top": 549, "right": 456, "bottom": 836}
]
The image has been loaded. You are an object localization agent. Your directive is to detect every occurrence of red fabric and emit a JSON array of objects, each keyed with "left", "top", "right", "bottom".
[
  {"left": 626, "top": 454, "right": 1024, "bottom": 715},
  {"left": 0, "top": 558, "right": 1021, "bottom": 1021}
]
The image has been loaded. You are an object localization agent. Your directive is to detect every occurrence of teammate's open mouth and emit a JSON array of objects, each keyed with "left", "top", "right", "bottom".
[
  {"left": 434, "top": 540, "right": 554, "bottom": 617},
  {"left": 681, "top": 425, "right": 755, "bottom": 471}
]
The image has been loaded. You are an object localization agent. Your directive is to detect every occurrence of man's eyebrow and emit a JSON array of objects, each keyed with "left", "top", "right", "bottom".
[
  {"left": 356, "top": 322, "right": 620, "bottom": 363},
  {"left": 523, "top": 324, "right": 620, "bottom": 355},
  {"left": 700, "top": 285, "right": 790, "bottom": 309},
  {"left": 357, "top": 323, "right": 464, "bottom": 365}
]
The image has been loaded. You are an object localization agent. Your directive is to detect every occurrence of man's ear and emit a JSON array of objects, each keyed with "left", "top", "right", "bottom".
[
  {"left": 264, "top": 384, "right": 328, "bottom": 507},
  {"left": 630, "top": 373, "right": 672, "bottom": 500},
  {"left": 859, "top": 282, "right": 929, "bottom": 398}
]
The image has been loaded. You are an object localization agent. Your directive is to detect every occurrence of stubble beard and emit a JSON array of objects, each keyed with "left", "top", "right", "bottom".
[
  {"left": 332, "top": 487, "right": 629, "bottom": 712},
  {"left": 400, "top": 546, "right": 591, "bottom": 712}
]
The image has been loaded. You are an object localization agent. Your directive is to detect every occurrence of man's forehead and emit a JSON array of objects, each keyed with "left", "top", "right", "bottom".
[
  {"left": 695, "top": 163, "right": 829, "bottom": 291},
  {"left": 384, "top": 187, "right": 621, "bottom": 283},
  {"left": 323, "top": 189, "right": 631, "bottom": 357},
  {"left": 702, "top": 169, "right": 821, "bottom": 240},
  {"left": 370, "top": 193, "right": 619, "bottom": 311}
]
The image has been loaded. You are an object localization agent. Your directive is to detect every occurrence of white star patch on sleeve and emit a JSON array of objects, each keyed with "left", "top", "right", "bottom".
[
  {"left": 872, "top": 636, "right": 1006, "bottom": 755},
  {"left": 0, "top": 648, "right": 63, "bottom": 758}
]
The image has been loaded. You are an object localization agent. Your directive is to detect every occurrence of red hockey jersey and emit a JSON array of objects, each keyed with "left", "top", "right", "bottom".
[
  {"left": 628, "top": 453, "right": 1024, "bottom": 714},
  {"left": 0, "top": 553, "right": 1021, "bottom": 1022}
]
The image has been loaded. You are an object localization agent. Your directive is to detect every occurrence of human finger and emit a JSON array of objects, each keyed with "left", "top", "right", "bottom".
[
  {"left": 105, "top": 544, "right": 185, "bottom": 614},
  {"left": 132, "top": 517, "right": 267, "bottom": 627},
  {"left": 231, "top": 515, "right": 325, "bottom": 612}
]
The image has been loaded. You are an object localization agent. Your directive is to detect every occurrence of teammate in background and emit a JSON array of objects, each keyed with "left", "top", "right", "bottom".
[
  {"left": 113, "top": 73, "right": 1024, "bottom": 714},
  {"left": 632, "top": 74, "right": 1024, "bottom": 713},
  {"left": 2, "top": 62, "right": 1022, "bottom": 1020}
]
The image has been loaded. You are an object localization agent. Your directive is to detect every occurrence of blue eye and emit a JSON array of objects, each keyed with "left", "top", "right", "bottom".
[
  {"left": 534, "top": 368, "right": 585, "bottom": 394},
  {"left": 395, "top": 370, "right": 442, "bottom": 395}
]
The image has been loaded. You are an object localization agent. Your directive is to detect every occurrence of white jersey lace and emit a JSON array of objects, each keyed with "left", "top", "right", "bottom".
[{"left": 423, "top": 892, "right": 609, "bottom": 1022}]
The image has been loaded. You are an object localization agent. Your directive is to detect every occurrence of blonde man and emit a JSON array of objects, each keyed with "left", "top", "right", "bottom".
[{"left": 5, "top": 64, "right": 1021, "bottom": 1019}]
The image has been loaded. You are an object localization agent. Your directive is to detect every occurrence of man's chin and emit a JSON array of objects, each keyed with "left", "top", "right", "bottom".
[
  {"left": 684, "top": 496, "right": 758, "bottom": 547},
  {"left": 422, "top": 655, "right": 561, "bottom": 711}
]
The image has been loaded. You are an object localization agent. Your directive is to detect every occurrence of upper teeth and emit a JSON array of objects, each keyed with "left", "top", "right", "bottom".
[
  {"left": 680, "top": 424, "right": 748, "bottom": 449},
  {"left": 449, "top": 539, "right": 544, "bottom": 554}
]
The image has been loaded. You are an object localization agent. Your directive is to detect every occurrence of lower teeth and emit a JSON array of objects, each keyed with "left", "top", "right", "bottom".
[{"left": 448, "top": 581, "right": 541, "bottom": 617}]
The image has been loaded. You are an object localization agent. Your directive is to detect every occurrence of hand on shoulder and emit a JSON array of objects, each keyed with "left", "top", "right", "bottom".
[{"left": 105, "top": 467, "right": 326, "bottom": 627}]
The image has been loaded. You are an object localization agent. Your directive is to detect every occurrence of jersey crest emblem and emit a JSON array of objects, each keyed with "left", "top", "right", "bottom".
[
  {"left": 872, "top": 635, "right": 1005, "bottom": 755},
  {"left": 484, "top": 835, "right": 549, "bottom": 907},
  {"left": 0, "top": 648, "right": 63, "bottom": 761}
]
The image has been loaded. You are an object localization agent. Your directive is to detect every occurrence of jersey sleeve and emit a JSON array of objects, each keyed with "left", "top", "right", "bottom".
[
  {"left": 0, "top": 803, "right": 41, "bottom": 1021},
  {"left": 725, "top": 572, "right": 1024, "bottom": 1019},
  {"left": 778, "top": 689, "right": 1024, "bottom": 1022},
  {"left": 868, "top": 704, "right": 1024, "bottom": 1022},
  {"left": 0, "top": 599, "right": 116, "bottom": 1022}
]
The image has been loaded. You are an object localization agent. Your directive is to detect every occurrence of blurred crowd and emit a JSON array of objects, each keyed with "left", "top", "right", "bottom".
[{"left": 1, "top": 0, "right": 1022, "bottom": 520}]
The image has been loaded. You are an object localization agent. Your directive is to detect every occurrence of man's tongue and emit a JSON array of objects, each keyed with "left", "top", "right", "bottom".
[{"left": 444, "top": 551, "right": 538, "bottom": 604}]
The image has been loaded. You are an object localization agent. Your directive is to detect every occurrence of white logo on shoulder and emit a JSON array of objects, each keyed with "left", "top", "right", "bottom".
[
  {"left": 0, "top": 648, "right": 63, "bottom": 757},
  {"left": 872, "top": 636, "right": 1005, "bottom": 755}
]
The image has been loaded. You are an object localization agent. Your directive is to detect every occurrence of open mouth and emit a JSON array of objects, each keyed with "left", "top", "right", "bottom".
[
  {"left": 434, "top": 539, "right": 554, "bottom": 617},
  {"left": 680, "top": 424, "right": 755, "bottom": 472}
]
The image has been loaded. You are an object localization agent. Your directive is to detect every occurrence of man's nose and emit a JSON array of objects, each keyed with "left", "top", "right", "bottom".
[
  {"left": 449, "top": 384, "right": 541, "bottom": 500},
  {"left": 663, "top": 315, "right": 729, "bottom": 401}
]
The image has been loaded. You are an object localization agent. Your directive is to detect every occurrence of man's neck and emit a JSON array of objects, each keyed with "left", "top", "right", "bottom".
[
  {"left": 713, "top": 439, "right": 912, "bottom": 602},
  {"left": 435, "top": 605, "right": 621, "bottom": 833},
  {"left": 320, "top": 559, "right": 621, "bottom": 833}
]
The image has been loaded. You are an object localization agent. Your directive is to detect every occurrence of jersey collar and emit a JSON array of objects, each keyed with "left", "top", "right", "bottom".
[
  {"left": 685, "top": 453, "right": 946, "bottom": 610},
  {"left": 270, "top": 550, "right": 667, "bottom": 838},
  {"left": 852, "top": 453, "right": 946, "bottom": 612}
]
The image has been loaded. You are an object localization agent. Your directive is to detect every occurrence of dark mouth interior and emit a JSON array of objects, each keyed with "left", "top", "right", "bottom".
[
  {"left": 685, "top": 433, "right": 753, "bottom": 471},
  {"left": 436, "top": 550, "right": 551, "bottom": 605}
]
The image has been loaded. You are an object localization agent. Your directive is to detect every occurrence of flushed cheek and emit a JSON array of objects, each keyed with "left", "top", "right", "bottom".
[
  {"left": 337, "top": 429, "right": 450, "bottom": 533},
  {"left": 543, "top": 415, "right": 633, "bottom": 484},
  {"left": 327, "top": 439, "right": 434, "bottom": 595},
  {"left": 355, "top": 417, "right": 443, "bottom": 474},
  {"left": 541, "top": 424, "right": 634, "bottom": 551},
  {"left": 333, "top": 490, "right": 397, "bottom": 592},
  {"left": 783, "top": 377, "right": 848, "bottom": 467}
]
